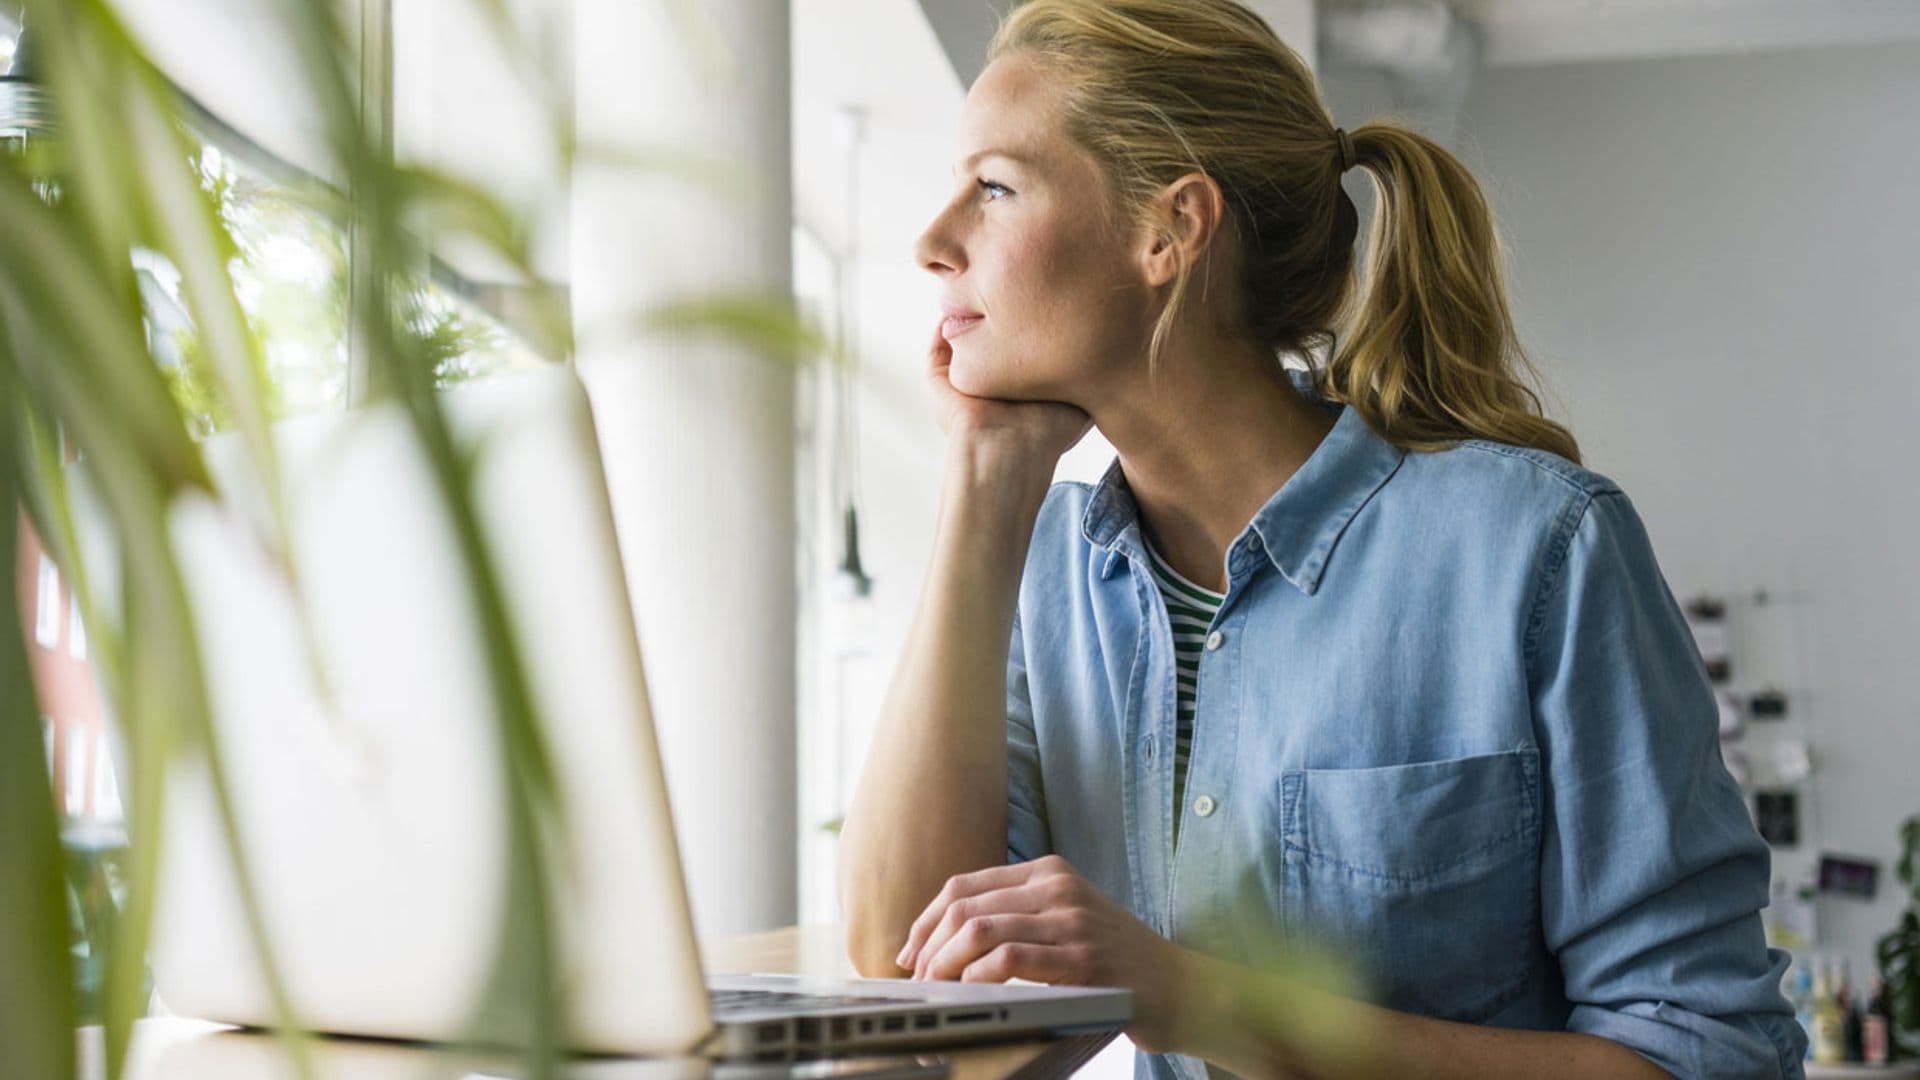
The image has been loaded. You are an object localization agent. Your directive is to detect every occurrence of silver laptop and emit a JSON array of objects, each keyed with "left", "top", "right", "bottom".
[{"left": 126, "top": 362, "right": 1129, "bottom": 1060}]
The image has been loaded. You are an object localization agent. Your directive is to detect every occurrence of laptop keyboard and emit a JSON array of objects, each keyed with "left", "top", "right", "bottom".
[{"left": 708, "top": 987, "right": 917, "bottom": 1014}]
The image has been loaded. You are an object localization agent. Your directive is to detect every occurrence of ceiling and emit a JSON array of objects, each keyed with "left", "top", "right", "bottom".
[
  {"left": 1416, "top": 0, "right": 1920, "bottom": 66},
  {"left": 912, "top": 0, "right": 1920, "bottom": 83}
]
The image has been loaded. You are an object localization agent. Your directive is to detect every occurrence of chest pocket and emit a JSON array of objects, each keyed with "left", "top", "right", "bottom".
[{"left": 1280, "top": 748, "right": 1541, "bottom": 1023}]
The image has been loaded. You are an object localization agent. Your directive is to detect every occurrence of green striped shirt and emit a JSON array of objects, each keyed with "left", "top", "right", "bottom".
[{"left": 1142, "top": 539, "right": 1225, "bottom": 839}]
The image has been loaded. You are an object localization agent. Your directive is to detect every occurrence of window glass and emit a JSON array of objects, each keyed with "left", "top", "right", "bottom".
[
  {"left": 143, "top": 142, "right": 549, "bottom": 439},
  {"left": 69, "top": 592, "right": 86, "bottom": 660},
  {"left": 64, "top": 725, "right": 88, "bottom": 817},
  {"left": 34, "top": 553, "right": 61, "bottom": 649}
]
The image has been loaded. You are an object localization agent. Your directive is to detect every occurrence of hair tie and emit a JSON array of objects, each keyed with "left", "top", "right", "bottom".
[{"left": 1334, "top": 128, "right": 1355, "bottom": 173}]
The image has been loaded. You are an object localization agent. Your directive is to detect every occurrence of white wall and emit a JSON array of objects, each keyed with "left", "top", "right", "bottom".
[{"left": 1325, "top": 39, "right": 1920, "bottom": 979}]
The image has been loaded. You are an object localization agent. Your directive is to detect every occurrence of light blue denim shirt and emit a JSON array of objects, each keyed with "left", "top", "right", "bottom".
[{"left": 1004, "top": 367, "right": 1805, "bottom": 1079}]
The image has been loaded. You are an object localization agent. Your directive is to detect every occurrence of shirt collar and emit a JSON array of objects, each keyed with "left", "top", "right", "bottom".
[{"left": 1079, "top": 366, "right": 1407, "bottom": 595}]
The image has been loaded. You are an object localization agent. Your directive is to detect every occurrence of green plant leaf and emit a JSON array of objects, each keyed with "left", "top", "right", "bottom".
[
  {"left": 625, "top": 292, "right": 845, "bottom": 369},
  {"left": 1899, "top": 815, "right": 1918, "bottom": 895},
  {"left": 0, "top": 320, "right": 80, "bottom": 1080},
  {"left": 125, "top": 66, "right": 283, "bottom": 510}
]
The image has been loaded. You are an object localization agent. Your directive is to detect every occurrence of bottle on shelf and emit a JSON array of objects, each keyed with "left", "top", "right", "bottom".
[
  {"left": 1811, "top": 957, "right": 1848, "bottom": 1064},
  {"left": 1840, "top": 959, "right": 1863, "bottom": 1062},
  {"left": 1864, "top": 974, "right": 1892, "bottom": 1066}
]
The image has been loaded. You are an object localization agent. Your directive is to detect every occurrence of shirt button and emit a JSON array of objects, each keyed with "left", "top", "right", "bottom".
[
  {"left": 1246, "top": 534, "right": 1263, "bottom": 551},
  {"left": 1205, "top": 630, "right": 1225, "bottom": 651},
  {"left": 1193, "top": 795, "right": 1217, "bottom": 818}
]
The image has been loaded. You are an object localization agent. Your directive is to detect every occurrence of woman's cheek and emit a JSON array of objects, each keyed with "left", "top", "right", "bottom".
[
  {"left": 947, "top": 343, "right": 1010, "bottom": 397},
  {"left": 948, "top": 343, "right": 998, "bottom": 395}
]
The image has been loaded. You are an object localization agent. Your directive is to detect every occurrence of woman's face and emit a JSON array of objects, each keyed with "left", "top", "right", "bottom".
[{"left": 914, "top": 54, "right": 1155, "bottom": 404}]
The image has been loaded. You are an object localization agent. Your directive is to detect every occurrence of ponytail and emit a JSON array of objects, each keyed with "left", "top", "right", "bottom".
[{"left": 1317, "top": 122, "right": 1581, "bottom": 464}]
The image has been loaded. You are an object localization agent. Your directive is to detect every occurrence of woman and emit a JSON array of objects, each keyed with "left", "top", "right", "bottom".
[{"left": 836, "top": 2, "right": 1803, "bottom": 1077}]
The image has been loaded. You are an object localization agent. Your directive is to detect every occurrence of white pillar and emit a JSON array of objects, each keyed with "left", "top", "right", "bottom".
[{"left": 571, "top": 0, "right": 796, "bottom": 938}]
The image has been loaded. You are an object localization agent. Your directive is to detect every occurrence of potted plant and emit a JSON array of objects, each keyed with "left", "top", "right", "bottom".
[{"left": 1878, "top": 814, "right": 1920, "bottom": 1060}]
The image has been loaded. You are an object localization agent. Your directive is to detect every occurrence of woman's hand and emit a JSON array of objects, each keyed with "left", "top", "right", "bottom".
[
  {"left": 925, "top": 319, "right": 1092, "bottom": 466},
  {"left": 893, "top": 854, "right": 1198, "bottom": 1054}
]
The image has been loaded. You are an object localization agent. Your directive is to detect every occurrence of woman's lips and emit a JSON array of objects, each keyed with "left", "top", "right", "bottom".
[{"left": 941, "top": 314, "right": 984, "bottom": 339}]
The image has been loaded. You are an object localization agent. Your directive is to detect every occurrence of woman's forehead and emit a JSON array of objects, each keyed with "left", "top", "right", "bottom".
[{"left": 957, "top": 56, "right": 1068, "bottom": 164}]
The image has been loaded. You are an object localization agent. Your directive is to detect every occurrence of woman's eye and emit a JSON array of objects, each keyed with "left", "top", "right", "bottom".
[{"left": 977, "top": 178, "right": 1012, "bottom": 201}]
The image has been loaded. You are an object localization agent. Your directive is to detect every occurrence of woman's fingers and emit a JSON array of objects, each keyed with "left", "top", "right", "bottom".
[
  {"left": 924, "top": 317, "right": 974, "bottom": 436},
  {"left": 911, "top": 883, "right": 1055, "bottom": 980},
  {"left": 897, "top": 860, "right": 1044, "bottom": 971},
  {"left": 960, "top": 941, "right": 1081, "bottom": 985},
  {"left": 918, "top": 912, "right": 1065, "bottom": 982},
  {"left": 925, "top": 316, "right": 947, "bottom": 361}
]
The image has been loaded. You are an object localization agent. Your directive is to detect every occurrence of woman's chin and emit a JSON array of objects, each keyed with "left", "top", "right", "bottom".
[{"left": 949, "top": 357, "right": 1033, "bottom": 400}]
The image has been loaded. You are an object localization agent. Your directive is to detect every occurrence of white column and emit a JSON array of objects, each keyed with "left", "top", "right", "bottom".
[{"left": 572, "top": 0, "right": 796, "bottom": 937}]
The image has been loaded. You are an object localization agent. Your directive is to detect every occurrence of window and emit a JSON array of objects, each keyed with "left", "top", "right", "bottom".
[
  {"left": 93, "top": 744, "right": 122, "bottom": 822},
  {"left": 69, "top": 592, "right": 86, "bottom": 661},
  {"left": 64, "top": 725, "right": 88, "bottom": 818},
  {"left": 143, "top": 141, "right": 549, "bottom": 440},
  {"left": 34, "top": 553, "right": 60, "bottom": 649}
]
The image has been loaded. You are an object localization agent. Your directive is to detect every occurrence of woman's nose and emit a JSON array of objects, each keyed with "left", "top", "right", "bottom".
[{"left": 914, "top": 212, "right": 963, "bottom": 276}]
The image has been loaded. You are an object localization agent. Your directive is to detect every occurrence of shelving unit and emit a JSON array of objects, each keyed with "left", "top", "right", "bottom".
[{"left": 1696, "top": 585, "right": 1825, "bottom": 958}]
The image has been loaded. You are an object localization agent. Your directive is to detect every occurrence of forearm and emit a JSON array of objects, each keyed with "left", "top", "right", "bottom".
[
  {"left": 1175, "top": 951, "right": 1672, "bottom": 1080},
  {"left": 837, "top": 442, "right": 1054, "bottom": 976}
]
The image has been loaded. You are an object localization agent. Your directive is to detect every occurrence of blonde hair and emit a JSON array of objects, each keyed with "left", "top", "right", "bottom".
[{"left": 987, "top": 0, "right": 1581, "bottom": 463}]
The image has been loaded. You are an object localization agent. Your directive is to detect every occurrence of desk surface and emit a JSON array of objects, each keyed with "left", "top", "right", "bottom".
[{"left": 90, "top": 926, "right": 1120, "bottom": 1080}]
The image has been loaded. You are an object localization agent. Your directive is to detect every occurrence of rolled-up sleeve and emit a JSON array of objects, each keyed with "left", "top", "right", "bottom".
[
  {"left": 1005, "top": 607, "right": 1052, "bottom": 864},
  {"left": 1528, "top": 490, "right": 1806, "bottom": 1078}
]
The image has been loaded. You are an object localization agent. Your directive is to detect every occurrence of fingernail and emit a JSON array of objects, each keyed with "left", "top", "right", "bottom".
[{"left": 895, "top": 946, "right": 911, "bottom": 968}]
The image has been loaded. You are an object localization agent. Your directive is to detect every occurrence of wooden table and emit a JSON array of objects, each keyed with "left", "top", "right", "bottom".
[{"left": 91, "top": 926, "right": 1121, "bottom": 1080}]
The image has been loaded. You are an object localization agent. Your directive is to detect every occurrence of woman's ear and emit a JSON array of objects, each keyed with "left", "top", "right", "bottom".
[{"left": 1138, "top": 172, "right": 1225, "bottom": 289}]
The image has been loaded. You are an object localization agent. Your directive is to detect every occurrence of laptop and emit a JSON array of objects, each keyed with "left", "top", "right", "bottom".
[{"left": 128, "top": 362, "right": 1129, "bottom": 1060}]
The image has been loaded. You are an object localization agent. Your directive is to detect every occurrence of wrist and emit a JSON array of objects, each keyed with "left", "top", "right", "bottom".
[
  {"left": 939, "top": 439, "right": 1055, "bottom": 528},
  {"left": 944, "top": 434, "right": 1061, "bottom": 495},
  {"left": 920, "top": 441, "right": 1055, "bottom": 597}
]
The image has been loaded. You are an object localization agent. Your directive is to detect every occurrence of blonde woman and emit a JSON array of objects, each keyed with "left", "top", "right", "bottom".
[{"left": 836, "top": 2, "right": 1801, "bottom": 1076}]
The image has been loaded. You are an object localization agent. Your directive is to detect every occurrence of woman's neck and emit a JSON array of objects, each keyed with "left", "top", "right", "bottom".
[{"left": 1087, "top": 343, "right": 1336, "bottom": 593}]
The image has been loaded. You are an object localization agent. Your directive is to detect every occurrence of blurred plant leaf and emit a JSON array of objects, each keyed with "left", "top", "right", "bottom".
[
  {"left": 12, "top": 1, "right": 313, "bottom": 1074},
  {"left": 624, "top": 293, "right": 845, "bottom": 370},
  {"left": 1878, "top": 814, "right": 1920, "bottom": 1058},
  {"left": 0, "top": 166, "right": 208, "bottom": 504},
  {"left": 0, "top": 337, "right": 79, "bottom": 1080},
  {"left": 571, "top": 140, "right": 757, "bottom": 203},
  {"left": 266, "top": 0, "right": 574, "bottom": 1068},
  {"left": 123, "top": 64, "right": 282, "bottom": 505}
]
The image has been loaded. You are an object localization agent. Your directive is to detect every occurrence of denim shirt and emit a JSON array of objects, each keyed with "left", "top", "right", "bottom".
[{"left": 1003, "top": 368, "right": 1806, "bottom": 1079}]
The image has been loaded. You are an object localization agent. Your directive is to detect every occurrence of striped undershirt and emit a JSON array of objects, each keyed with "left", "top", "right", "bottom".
[{"left": 1142, "top": 539, "right": 1226, "bottom": 839}]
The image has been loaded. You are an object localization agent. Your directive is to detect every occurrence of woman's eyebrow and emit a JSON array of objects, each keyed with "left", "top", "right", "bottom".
[{"left": 951, "top": 149, "right": 1038, "bottom": 178}]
